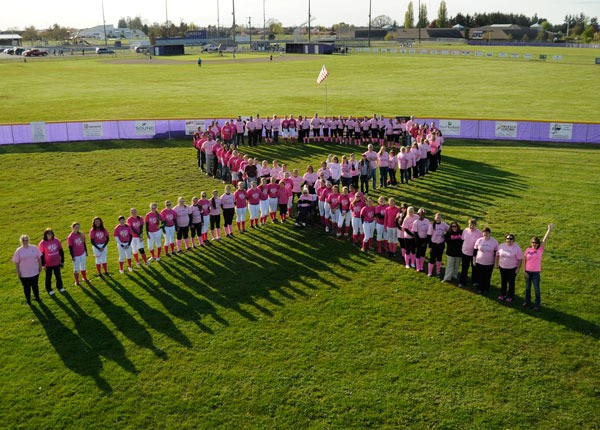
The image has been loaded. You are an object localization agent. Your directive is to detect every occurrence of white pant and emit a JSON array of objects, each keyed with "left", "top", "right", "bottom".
[
  {"left": 363, "top": 221, "right": 375, "bottom": 241},
  {"left": 249, "top": 203, "right": 260, "bottom": 220},
  {"left": 259, "top": 200, "right": 269, "bottom": 218},
  {"left": 72, "top": 254, "right": 87, "bottom": 272},
  {"left": 376, "top": 223, "right": 385, "bottom": 241},
  {"left": 324, "top": 202, "right": 331, "bottom": 220},
  {"left": 386, "top": 227, "right": 398, "bottom": 243},
  {"left": 352, "top": 217, "right": 363, "bottom": 235},
  {"left": 338, "top": 211, "right": 351, "bottom": 227},
  {"left": 202, "top": 215, "right": 210, "bottom": 234},
  {"left": 443, "top": 255, "right": 461, "bottom": 281},
  {"left": 329, "top": 208, "right": 339, "bottom": 223},
  {"left": 163, "top": 225, "right": 175, "bottom": 246},
  {"left": 131, "top": 237, "right": 144, "bottom": 252},
  {"left": 92, "top": 246, "right": 108, "bottom": 264},
  {"left": 318, "top": 200, "right": 325, "bottom": 217},
  {"left": 268, "top": 197, "right": 278, "bottom": 213},
  {"left": 148, "top": 230, "right": 162, "bottom": 250},
  {"left": 235, "top": 207, "right": 247, "bottom": 222},
  {"left": 116, "top": 239, "right": 132, "bottom": 261}
]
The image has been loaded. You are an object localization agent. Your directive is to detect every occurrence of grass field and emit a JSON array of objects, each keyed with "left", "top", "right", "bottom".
[
  {"left": 1, "top": 138, "right": 599, "bottom": 428},
  {"left": 1, "top": 45, "right": 600, "bottom": 124}
]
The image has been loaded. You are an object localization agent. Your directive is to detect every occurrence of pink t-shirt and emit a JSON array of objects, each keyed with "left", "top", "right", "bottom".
[
  {"left": 291, "top": 176, "right": 304, "bottom": 193},
  {"left": 209, "top": 198, "right": 221, "bottom": 216},
  {"left": 277, "top": 187, "right": 291, "bottom": 204},
  {"left": 89, "top": 228, "right": 109, "bottom": 246},
  {"left": 160, "top": 208, "right": 177, "bottom": 227},
  {"left": 67, "top": 232, "right": 86, "bottom": 257},
  {"left": 174, "top": 205, "right": 192, "bottom": 227},
  {"left": 383, "top": 206, "right": 399, "bottom": 228},
  {"left": 113, "top": 224, "right": 133, "bottom": 243},
  {"left": 145, "top": 212, "right": 163, "bottom": 233},
  {"left": 13, "top": 245, "right": 42, "bottom": 277},
  {"left": 38, "top": 238, "right": 63, "bottom": 267},
  {"left": 428, "top": 222, "right": 449, "bottom": 244},
  {"left": 339, "top": 194, "right": 351, "bottom": 212},
  {"left": 524, "top": 246, "right": 544, "bottom": 272},
  {"left": 462, "top": 228, "right": 483, "bottom": 256},
  {"left": 220, "top": 193, "right": 235, "bottom": 209},
  {"left": 351, "top": 200, "right": 366, "bottom": 217},
  {"left": 360, "top": 206, "right": 376, "bottom": 223},
  {"left": 247, "top": 188, "right": 261, "bottom": 205},
  {"left": 190, "top": 205, "right": 202, "bottom": 224},
  {"left": 497, "top": 243, "right": 523, "bottom": 269},
  {"left": 198, "top": 199, "right": 211, "bottom": 216},
  {"left": 127, "top": 216, "right": 144, "bottom": 238},
  {"left": 234, "top": 189, "right": 247, "bottom": 208},
  {"left": 412, "top": 218, "right": 431, "bottom": 239},
  {"left": 474, "top": 237, "right": 499, "bottom": 266},
  {"left": 401, "top": 214, "right": 419, "bottom": 239}
]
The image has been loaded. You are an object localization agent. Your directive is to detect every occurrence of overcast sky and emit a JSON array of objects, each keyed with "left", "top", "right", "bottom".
[{"left": 1, "top": 0, "right": 599, "bottom": 30}]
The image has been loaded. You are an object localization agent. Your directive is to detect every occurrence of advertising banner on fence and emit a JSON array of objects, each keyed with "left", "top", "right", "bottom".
[
  {"left": 495, "top": 121, "right": 518, "bottom": 138},
  {"left": 185, "top": 120, "right": 205, "bottom": 135},
  {"left": 31, "top": 122, "right": 46, "bottom": 142},
  {"left": 549, "top": 123, "right": 573, "bottom": 140},
  {"left": 82, "top": 122, "right": 104, "bottom": 138},
  {"left": 135, "top": 121, "right": 156, "bottom": 136},
  {"left": 439, "top": 120, "right": 461, "bottom": 136}
]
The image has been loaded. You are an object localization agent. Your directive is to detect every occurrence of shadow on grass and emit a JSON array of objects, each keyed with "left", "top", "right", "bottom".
[
  {"left": 30, "top": 300, "right": 112, "bottom": 393},
  {"left": 0, "top": 139, "right": 189, "bottom": 154}
]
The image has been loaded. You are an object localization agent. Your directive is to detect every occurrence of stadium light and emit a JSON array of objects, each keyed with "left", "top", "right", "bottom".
[
  {"left": 368, "top": 0, "right": 372, "bottom": 47},
  {"left": 232, "top": 0, "right": 236, "bottom": 43},
  {"left": 217, "top": 0, "right": 221, "bottom": 37},
  {"left": 101, "top": 0, "right": 108, "bottom": 47},
  {"left": 308, "top": 0, "right": 311, "bottom": 43}
]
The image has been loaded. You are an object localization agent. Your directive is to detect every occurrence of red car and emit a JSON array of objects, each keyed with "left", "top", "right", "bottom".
[{"left": 23, "top": 49, "right": 49, "bottom": 57}]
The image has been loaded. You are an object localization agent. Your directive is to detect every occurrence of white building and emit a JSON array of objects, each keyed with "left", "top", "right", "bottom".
[{"left": 76, "top": 25, "right": 148, "bottom": 42}]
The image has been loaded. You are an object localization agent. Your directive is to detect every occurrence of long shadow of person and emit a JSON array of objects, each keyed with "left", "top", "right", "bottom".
[
  {"left": 31, "top": 301, "right": 112, "bottom": 393},
  {"left": 50, "top": 293, "right": 137, "bottom": 375},
  {"left": 82, "top": 283, "right": 168, "bottom": 359}
]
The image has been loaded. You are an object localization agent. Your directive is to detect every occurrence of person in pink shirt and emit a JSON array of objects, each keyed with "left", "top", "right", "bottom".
[
  {"left": 127, "top": 208, "right": 148, "bottom": 266},
  {"left": 374, "top": 196, "right": 388, "bottom": 253},
  {"left": 310, "top": 113, "right": 322, "bottom": 142},
  {"left": 288, "top": 115, "right": 298, "bottom": 142},
  {"left": 396, "top": 203, "right": 408, "bottom": 262},
  {"left": 190, "top": 197, "right": 203, "bottom": 248},
  {"left": 295, "top": 187, "right": 313, "bottom": 227},
  {"left": 220, "top": 185, "right": 236, "bottom": 237},
  {"left": 160, "top": 200, "right": 177, "bottom": 256},
  {"left": 350, "top": 192, "right": 366, "bottom": 245},
  {"left": 495, "top": 233, "right": 523, "bottom": 303},
  {"left": 197, "top": 192, "right": 212, "bottom": 243},
  {"left": 349, "top": 153, "right": 360, "bottom": 189},
  {"left": 325, "top": 184, "right": 341, "bottom": 233},
  {"left": 276, "top": 181, "right": 291, "bottom": 222},
  {"left": 410, "top": 142, "right": 420, "bottom": 179},
  {"left": 473, "top": 227, "right": 499, "bottom": 295},
  {"left": 363, "top": 144, "right": 378, "bottom": 190},
  {"left": 281, "top": 171, "right": 295, "bottom": 217},
  {"left": 258, "top": 178, "right": 270, "bottom": 226},
  {"left": 13, "top": 234, "right": 42, "bottom": 304},
  {"left": 234, "top": 182, "right": 248, "bottom": 233},
  {"left": 174, "top": 197, "right": 193, "bottom": 251},
  {"left": 291, "top": 169, "right": 304, "bottom": 205},
  {"left": 303, "top": 165, "right": 318, "bottom": 195},
  {"left": 337, "top": 186, "right": 352, "bottom": 238},
  {"left": 246, "top": 181, "right": 262, "bottom": 228},
  {"left": 460, "top": 218, "right": 483, "bottom": 288},
  {"left": 388, "top": 149, "right": 398, "bottom": 186},
  {"left": 270, "top": 160, "right": 282, "bottom": 181},
  {"left": 90, "top": 217, "right": 110, "bottom": 276},
  {"left": 67, "top": 222, "right": 89, "bottom": 284},
  {"left": 427, "top": 213, "right": 449, "bottom": 277},
  {"left": 383, "top": 198, "right": 401, "bottom": 256},
  {"left": 114, "top": 216, "right": 134, "bottom": 273},
  {"left": 38, "top": 228, "right": 65, "bottom": 294},
  {"left": 265, "top": 177, "right": 280, "bottom": 223},
  {"left": 209, "top": 190, "right": 222, "bottom": 240},
  {"left": 398, "top": 146, "right": 411, "bottom": 185},
  {"left": 523, "top": 224, "right": 553, "bottom": 310},
  {"left": 360, "top": 197, "right": 376, "bottom": 252},
  {"left": 145, "top": 202, "right": 164, "bottom": 261},
  {"left": 412, "top": 208, "right": 431, "bottom": 272},
  {"left": 402, "top": 206, "right": 419, "bottom": 269},
  {"left": 377, "top": 146, "right": 389, "bottom": 188},
  {"left": 272, "top": 114, "right": 281, "bottom": 144}
]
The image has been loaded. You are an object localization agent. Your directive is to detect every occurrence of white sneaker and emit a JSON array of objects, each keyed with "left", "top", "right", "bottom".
[
  {"left": 156, "top": 257, "right": 161, "bottom": 262},
  {"left": 136, "top": 262, "right": 141, "bottom": 267},
  {"left": 325, "top": 226, "right": 330, "bottom": 233},
  {"left": 405, "top": 264, "right": 410, "bottom": 269},
  {"left": 147, "top": 257, "right": 154, "bottom": 262},
  {"left": 59, "top": 288, "right": 66, "bottom": 293},
  {"left": 119, "top": 269, "right": 124, "bottom": 274},
  {"left": 145, "top": 261, "right": 150, "bottom": 266},
  {"left": 48, "top": 290, "right": 55, "bottom": 296},
  {"left": 128, "top": 267, "right": 133, "bottom": 272}
]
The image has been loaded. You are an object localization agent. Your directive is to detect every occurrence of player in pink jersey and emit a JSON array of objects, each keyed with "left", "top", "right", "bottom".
[
  {"left": 374, "top": 196, "right": 388, "bottom": 253},
  {"left": 276, "top": 181, "right": 292, "bottom": 222},
  {"left": 127, "top": 208, "right": 148, "bottom": 266},
  {"left": 89, "top": 217, "right": 110, "bottom": 276},
  {"left": 234, "top": 182, "right": 248, "bottom": 233},
  {"left": 523, "top": 224, "right": 553, "bottom": 310},
  {"left": 398, "top": 146, "right": 411, "bottom": 185},
  {"left": 113, "top": 216, "right": 134, "bottom": 273},
  {"left": 377, "top": 146, "right": 390, "bottom": 188},
  {"left": 190, "top": 197, "right": 203, "bottom": 248},
  {"left": 396, "top": 203, "right": 408, "bottom": 262},
  {"left": 326, "top": 184, "right": 342, "bottom": 234},
  {"left": 38, "top": 228, "right": 65, "bottom": 294},
  {"left": 383, "top": 198, "right": 401, "bottom": 256},
  {"left": 388, "top": 149, "right": 398, "bottom": 186},
  {"left": 160, "top": 200, "right": 177, "bottom": 256},
  {"left": 303, "top": 165, "right": 318, "bottom": 195},
  {"left": 67, "top": 222, "right": 89, "bottom": 285},
  {"left": 337, "top": 186, "right": 352, "bottom": 238},
  {"left": 459, "top": 218, "right": 483, "bottom": 288},
  {"left": 208, "top": 190, "right": 222, "bottom": 240},
  {"left": 145, "top": 202, "right": 164, "bottom": 261},
  {"left": 360, "top": 197, "right": 376, "bottom": 252},
  {"left": 288, "top": 115, "right": 298, "bottom": 142},
  {"left": 402, "top": 206, "right": 419, "bottom": 269},
  {"left": 412, "top": 208, "right": 432, "bottom": 272},
  {"left": 197, "top": 192, "right": 212, "bottom": 243},
  {"left": 495, "top": 232, "right": 523, "bottom": 303},
  {"left": 246, "top": 181, "right": 262, "bottom": 228},
  {"left": 220, "top": 185, "right": 236, "bottom": 237},
  {"left": 473, "top": 227, "right": 499, "bottom": 294},
  {"left": 257, "top": 178, "right": 270, "bottom": 226},
  {"left": 174, "top": 197, "right": 193, "bottom": 252},
  {"left": 410, "top": 143, "right": 420, "bottom": 179},
  {"left": 350, "top": 192, "right": 366, "bottom": 245},
  {"left": 13, "top": 234, "right": 42, "bottom": 304},
  {"left": 427, "top": 213, "right": 449, "bottom": 277}
]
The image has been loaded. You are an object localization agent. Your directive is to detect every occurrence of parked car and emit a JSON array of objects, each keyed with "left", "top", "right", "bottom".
[
  {"left": 95, "top": 47, "right": 115, "bottom": 55},
  {"left": 133, "top": 45, "right": 149, "bottom": 53},
  {"left": 201, "top": 43, "right": 220, "bottom": 52},
  {"left": 23, "top": 49, "right": 49, "bottom": 57},
  {"left": 14, "top": 48, "right": 25, "bottom": 55}
]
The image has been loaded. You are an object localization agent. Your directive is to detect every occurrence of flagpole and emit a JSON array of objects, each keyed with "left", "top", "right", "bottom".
[{"left": 325, "top": 81, "right": 328, "bottom": 117}]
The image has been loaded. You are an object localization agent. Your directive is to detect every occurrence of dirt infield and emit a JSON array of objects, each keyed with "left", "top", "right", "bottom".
[{"left": 105, "top": 54, "right": 308, "bottom": 65}]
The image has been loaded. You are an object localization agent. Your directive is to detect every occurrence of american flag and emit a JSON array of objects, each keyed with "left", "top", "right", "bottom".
[{"left": 316, "top": 65, "right": 329, "bottom": 84}]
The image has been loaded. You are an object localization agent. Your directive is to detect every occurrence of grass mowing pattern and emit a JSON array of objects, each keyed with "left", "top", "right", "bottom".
[{"left": 0, "top": 139, "right": 599, "bottom": 428}]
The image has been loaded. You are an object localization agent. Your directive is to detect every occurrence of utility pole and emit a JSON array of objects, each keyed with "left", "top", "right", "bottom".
[
  {"left": 418, "top": 0, "right": 421, "bottom": 44},
  {"left": 308, "top": 0, "right": 311, "bottom": 42},
  {"left": 101, "top": 0, "right": 108, "bottom": 46},
  {"left": 165, "top": 0, "right": 169, "bottom": 37},
  {"left": 263, "top": 0, "right": 266, "bottom": 41},
  {"left": 232, "top": 0, "right": 236, "bottom": 43},
  {"left": 248, "top": 16, "right": 252, "bottom": 49},
  {"left": 368, "top": 0, "right": 372, "bottom": 47},
  {"left": 217, "top": 0, "right": 220, "bottom": 37}
]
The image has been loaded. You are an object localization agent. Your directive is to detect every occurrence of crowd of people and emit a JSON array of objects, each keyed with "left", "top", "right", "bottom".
[{"left": 12, "top": 115, "right": 553, "bottom": 313}]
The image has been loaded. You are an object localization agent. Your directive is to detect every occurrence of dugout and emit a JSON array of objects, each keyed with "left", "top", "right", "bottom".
[
  {"left": 285, "top": 43, "right": 334, "bottom": 55},
  {"left": 151, "top": 44, "right": 184, "bottom": 56}
]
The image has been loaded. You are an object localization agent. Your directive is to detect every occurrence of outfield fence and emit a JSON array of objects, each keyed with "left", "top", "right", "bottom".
[{"left": 1, "top": 118, "right": 599, "bottom": 145}]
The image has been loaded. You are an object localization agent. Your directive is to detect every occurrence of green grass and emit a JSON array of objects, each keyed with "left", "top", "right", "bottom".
[
  {"left": 1, "top": 45, "right": 600, "bottom": 123},
  {"left": 1, "top": 139, "right": 599, "bottom": 428}
]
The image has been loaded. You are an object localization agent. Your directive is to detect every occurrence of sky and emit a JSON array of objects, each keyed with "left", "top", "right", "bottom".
[{"left": 1, "top": 0, "right": 599, "bottom": 31}]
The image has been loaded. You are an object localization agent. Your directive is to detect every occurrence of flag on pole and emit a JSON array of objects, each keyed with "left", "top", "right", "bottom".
[{"left": 316, "top": 65, "right": 329, "bottom": 84}]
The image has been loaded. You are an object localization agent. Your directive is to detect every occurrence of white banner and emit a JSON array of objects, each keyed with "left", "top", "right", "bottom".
[
  {"left": 135, "top": 121, "right": 156, "bottom": 136},
  {"left": 524, "top": 54, "right": 533, "bottom": 60},
  {"left": 82, "top": 122, "right": 104, "bottom": 138},
  {"left": 552, "top": 55, "right": 563, "bottom": 61},
  {"left": 495, "top": 121, "right": 518, "bottom": 138},
  {"left": 549, "top": 123, "right": 573, "bottom": 140},
  {"left": 439, "top": 120, "right": 461, "bottom": 136},
  {"left": 185, "top": 120, "right": 206, "bottom": 136},
  {"left": 498, "top": 53, "right": 508, "bottom": 58},
  {"left": 31, "top": 122, "right": 46, "bottom": 142}
]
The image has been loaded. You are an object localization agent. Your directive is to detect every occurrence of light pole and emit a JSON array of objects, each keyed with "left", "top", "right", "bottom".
[
  {"left": 101, "top": 0, "right": 108, "bottom": 46},
  {"left": 232, "top": 0, "right": 236, "bottom": 43},
  {"left": 368, "top": 0, "right": 372, "bottom": 47},
  {"left": 165, "top": 0, "right": 169, "bottom": 37},
  {"left": 217, "top": 0, "right": 220, "bottom": 37},
  {"left": 418, "top": 0, "right": 421, "bottom": 44},
  {"left": 308, "top": 0, "right": 311, "bottom": 43},
  {"left": 263, "top": 0, "right": 266, "bottom": 41},
  {"left": 248, "top": 16, "right": 252, "bottom": 49}
]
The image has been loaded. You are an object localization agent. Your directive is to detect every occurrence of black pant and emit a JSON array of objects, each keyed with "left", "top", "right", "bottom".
[
  {"left": 45, "top": 265, "right": 62, "bottom": 292},
  {"left": 20, "top": 275, "right": 40, "bottom": 303},
  {"left": 176, "top": 226, "right": 189, "bottom": 240},
  {"left": 389, "top": 168, "right": 397, "bottom": 185},
  {"left": 415, "top": 237, "right": 428, "bottom": 258},
  {"left": 500, "top": 267, "right": 517, "bottom": 298},
  {"left": 210, "top": 214, "right": 220, "bottom": 230},
  {"left": 429, "top": 242, "right": 445, "bottom": 263},
  {"left": 191, "top": 222, "right": 202, "bottom": 238},
  {"left": 476, "top": 264, "right": 493, "bottom": 292},
  {"left": 223, "top": 208, "right": 234, "bottom": 226},
  {"left": 460, "top": 254, "right": 475, "bottom": 285},
  {"left": 360, "top": 175, "right": 369, "bottom": 193}
]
